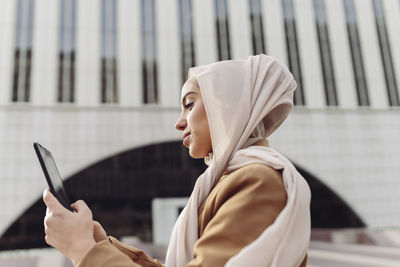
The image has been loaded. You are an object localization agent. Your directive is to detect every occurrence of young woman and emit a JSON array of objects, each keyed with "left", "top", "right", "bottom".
[{"left": 43, "top": 54, "right": 311, "bottom": 266}]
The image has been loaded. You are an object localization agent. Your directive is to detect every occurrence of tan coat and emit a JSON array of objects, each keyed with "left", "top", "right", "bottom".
[{"left": 77, "top": 163, "right": 308, "bottom": 267}]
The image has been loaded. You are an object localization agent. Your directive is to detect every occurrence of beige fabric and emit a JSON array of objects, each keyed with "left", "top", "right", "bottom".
[
  {"left": 76, "top": 236, "right": 163, "bottom": 267},
  {"left": 76, "top": 161, "right": 307, "bottom": 267},
  {"left": 166, "top": 55, "right": 311, "bottom": 267},
  {"left": 189, "top": 163, "right": 306, "bottom": 267}
]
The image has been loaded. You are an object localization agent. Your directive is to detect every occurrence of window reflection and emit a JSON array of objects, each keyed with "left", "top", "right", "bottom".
[
  {"left": 58, "top": 0, "right": 76, "bottom": 103},
  {"left": 372, "top": 0, "right": 399, "bottom": 106},
  {"left": 312, "top": 0, "right": 338, "bottom": 106},
  {"left": 281, "top": 0, "right": 305, "bottom": 106},
  {"left": 178, "top": 0, "right": 196, "bottom": 83},
  {"left": 343, "top": 0, "right": 370, "bottom": 106},
  {"left": 12, "top": 0, "right": 35, "bottom": 102},
  {"left": 101, "top": 0, "right": 118, "bottom": 104},
  {"left": 215, "top": 0, "right": 231, "bottom": 61},
  {"left": 249, "top": 0, "right": 266, "bottom": 55},
  {"left": 141, "top": 0, "right": 158, "bottom": 104}
]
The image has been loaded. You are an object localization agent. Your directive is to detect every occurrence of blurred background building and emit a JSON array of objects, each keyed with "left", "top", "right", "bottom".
[{"left": 0, "top": 0, "right": 399, "bottom": 266}]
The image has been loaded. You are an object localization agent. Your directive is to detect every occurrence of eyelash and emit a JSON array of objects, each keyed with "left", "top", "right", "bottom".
[{"left": 184, "top": 102, "right": 193, "bottom": 110}]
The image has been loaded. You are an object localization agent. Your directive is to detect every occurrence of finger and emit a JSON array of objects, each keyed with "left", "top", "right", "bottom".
[
  {"left": 93, "top": 220, "right": 102, "bottom": 230},
  {"left": 44, "top": 234, "right": 53, "bottom": 247},
  {"left": 70, "top": 200, "right": 90, "bottom": 214},
  {"left": 43, "top": 188, "right": 65, "bottom": 212},
  {"left": 42, "top": 188, "right": 49, "bottom": 202},
  {"left": 93, "top": 221, "right": 106, "bottom": 234},
  {"left": 93, "top": 221, "right": 107, "bottom": 242}
]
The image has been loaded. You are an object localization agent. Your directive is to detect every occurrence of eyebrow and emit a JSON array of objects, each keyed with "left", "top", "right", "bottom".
[{"left": 181, "top": 91, "right": 197, "bottom": 106}]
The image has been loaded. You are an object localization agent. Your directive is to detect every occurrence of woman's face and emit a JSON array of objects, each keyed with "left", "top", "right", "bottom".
[{"left": 175, "top": 80, "right": 212, "bottom": 159}]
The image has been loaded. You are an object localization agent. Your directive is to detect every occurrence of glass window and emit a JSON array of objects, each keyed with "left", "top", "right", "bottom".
[
  {"left": 215, "top": 0, "right": 231, "bottom": 61},
  {"left": 141, "top": 0, "right": 158, "bottom": 104},
  {"left": 12, "top": 0, "right": 35, "bottom": 102},
  {"left": 372, "top": 0, "right": 399, "bottom": 106},
  {"left": 101, "top": 0, "right": 118, "bottom": 104},
  {"left": 178, "top": 0, "right": 196, "bottom": 84},
  {"left": 58, "top": 0, "right": 76, "bottom": 103},
  {"left": 249, "top": 0, "right": 266, "bottom": 55},
  {"left": 281, "top": 0, "right": 305, "bottom": 106},
  {"left": 343, "top": 0, "right": 369, "bottom": 106},
  {"left": 312, "top": 0, "right": 338, "bottom": 106}
]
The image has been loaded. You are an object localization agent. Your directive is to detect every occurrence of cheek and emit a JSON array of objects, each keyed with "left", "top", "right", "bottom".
[
  {"left": 190, "top": 107, "right": 211, "bottom": 148},
  {"left": 190, "top": 106, "right": 209, "bottom": 134}
]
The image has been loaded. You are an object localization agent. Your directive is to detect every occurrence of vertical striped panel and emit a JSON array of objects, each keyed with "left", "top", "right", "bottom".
[
  {"left": 372, "top": 0, "right": 399, "bottom": 106},
  {"left": 178, "top": 0, "right": 196, "bottom": 83},
  {"left": 228, "top": 0, "right": 252, "bottom": 59},
  {"left": 118, "top": 0, "right": 141, "bottom": 106},
  {"left": 157, "top": 0, "right": 181, "bottom": 107},
  {"left": 249, "top": 0, "right": 266, "bottom": 55},
  {"left": 215, "top": 0, "right": 231, "bottom": 60},
  {"left": 76, "top": 0, "right": 100, "bottom": 106},
  {"left": 0, "top": 0, "right": 16, "bottom": 104},
  {"left": 325, "top": 0, "right": 357, "bottom": 108},
  {"left": 282, "top": 0, "right": 306, "bottom": 105},
  {"left": 294, "top": 0, "right": 324, "bottom": 108},
  {"left": 383, "top": 0, "right": 400, "bottom": 106},
  {"left": 30, "top": 0, "right": 59, "bottom": 105},
  {"left": 263, "top": 0, "right": 287, "bottom": 65},
  {"left": 100, "top": 0, "right": 118, "bottom": 104},
  {"left": 193, "top": 0, "right": 218, "bottom": 65},
  {"left": 343, "top": 0, "right": 370, "bottom": 106},
  {"left": 13, "top": 0, "right": 35, "bottom": 102},
  {"left": 313, "top": 0, "right": 338, "bottom": 106},
  {"left": 354, "top": 0, "right": 387, "bottom": 108},
  {"left": 58, "top": 0, "right": 76, "bottom": 103},
  {"left": 141, "top": 0, "right": 158, "bottom": 104}
]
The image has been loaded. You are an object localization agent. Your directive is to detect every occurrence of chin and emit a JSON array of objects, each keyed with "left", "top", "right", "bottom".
[
  {"left": 188, "top": 150, "right": 202, "bottom": 159},
  {"left": 188, "top": 147, "right": 207, "bottom": 159}
]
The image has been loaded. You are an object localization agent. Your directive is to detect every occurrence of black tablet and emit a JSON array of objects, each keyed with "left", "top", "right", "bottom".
[{"left": 34, "top": 142, "right": 73, "bottom": 211}]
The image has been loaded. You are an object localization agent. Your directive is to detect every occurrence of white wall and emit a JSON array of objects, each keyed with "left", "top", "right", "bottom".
[
  {"left": 118, "top": 0, "right": 142, "bottom": 107},
  {"left": 193, "top": 0, "right": 217, "bottom": 65},
  {"left": 157, "top": 0, "right": 181, "bottom": 107},
  {"left": 269, "top": 108, "right": 400, "bottom": 227},
  {"left": 31, "top": 0, "right": 59, "bottom": 105},
  {"left": 228, "top": 0, "right": 252, "bottom": 59},
  {"left": 263, "top": 0, "right": 287, "bottom": 64},
  {"left": 75, "top": 0, "right": 100, "bottom": 106}
]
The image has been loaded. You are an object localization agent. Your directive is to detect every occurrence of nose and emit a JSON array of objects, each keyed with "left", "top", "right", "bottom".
[{"left": 175, "top": 114, "right": 187, "bottom": 131}]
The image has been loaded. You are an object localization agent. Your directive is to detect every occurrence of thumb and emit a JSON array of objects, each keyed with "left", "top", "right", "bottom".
[
  {"left": 93, "top": 221, "right": 107, "bottom": 242},
  {"left": 43, "top": 188, "right": 65, "bottom": 211}
]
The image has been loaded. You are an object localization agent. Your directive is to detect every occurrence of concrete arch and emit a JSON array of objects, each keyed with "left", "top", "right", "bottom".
[{"left": 0, "top": 141, "right": 364, "bottom": 250}]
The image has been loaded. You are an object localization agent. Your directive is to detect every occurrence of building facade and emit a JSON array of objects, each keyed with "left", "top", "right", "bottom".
[{"left": 0, "top": 0, "right": 399, "bottom": 249}]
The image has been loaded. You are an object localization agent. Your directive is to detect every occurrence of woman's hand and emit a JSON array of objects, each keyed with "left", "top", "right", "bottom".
[{"left": 43, "top": 189, "right": 96, "bottom": 266}]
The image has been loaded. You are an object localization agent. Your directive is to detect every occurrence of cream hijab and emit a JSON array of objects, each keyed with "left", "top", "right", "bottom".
[{"left": 165, "top": 55, "right": 311, "bottom": 267}]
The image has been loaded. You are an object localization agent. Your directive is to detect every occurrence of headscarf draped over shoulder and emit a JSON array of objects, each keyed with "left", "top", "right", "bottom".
[{"left": 166, "top": 55, "right": 311, "bottom": 267}]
